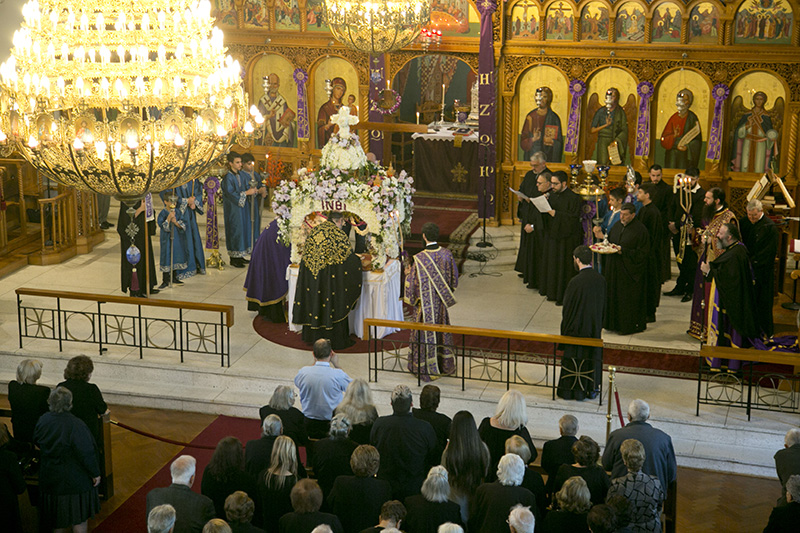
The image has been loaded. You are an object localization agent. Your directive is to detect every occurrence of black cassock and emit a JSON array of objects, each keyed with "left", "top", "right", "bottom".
[
  {"left": 557, "top": 267, "right": 606, "bottom": 401},
  {"left": 116, "top": 200, "right": 158, "bottom": 297},
  {"left": 542, "top": 188, "right": 583, "bottom": 305},
  {"left": 651, "top": 180, "right": 674, "bottom": 283},
  {"left": 514, "top": 168, "right": 548, "bottom": 289},
  {"left": 605, "top": 218, "right": 649, "bottom": 335},
  {"left": 740, "top": 215, "right": 779, "bottom": 337},
  {"left": 708, "top": 242, "right": 758, "bottom": 340},
  {"left": 293, "top": 221, "right": 363, "bottom": 350},
  {"left": 637, "top": 203, "right": 662, "bottom": 321}
]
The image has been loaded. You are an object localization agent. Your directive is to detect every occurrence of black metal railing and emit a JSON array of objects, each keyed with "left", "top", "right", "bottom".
[{"left": 16, "top": 288, "right": 234, "bottom": 367}]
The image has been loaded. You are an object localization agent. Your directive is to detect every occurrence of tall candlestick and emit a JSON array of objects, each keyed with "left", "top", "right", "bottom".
[
  {"left": 441, "top": 83, "right": 446, "bottom": 109},
  {"left": 416, "top": 111, "right": 420, "bottom": 124}
]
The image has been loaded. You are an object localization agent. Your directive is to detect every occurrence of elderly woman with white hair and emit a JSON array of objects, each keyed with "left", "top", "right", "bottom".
[
  {"left": 403, "top": 465, "right": 463, "bottom": 533},
  {"left": 8, "top": 358, "right": 50, "bottom": 446},
  {"left": 469, "top": 454, "right": 537, "bottom": 533},
  {"left": 507, "top": 504, "right": 535, "bottom": 533},
  {"left": 310, "top": 413, "right": 358, "bottom": 500},
  {"left": 260, "top": 384, "right": 307, "bottom": 447},
  {"left": 479, "top": 390, "right": 537, "bottom": 482},
  {"left": 541, "top": 476, "right": 591, "bottom": 532},
  {"left": 334, "top": 378, "right": 379, "bottom": 444},
  {"left": 606, "top": 439, "right": 664, "bottom": 533}
]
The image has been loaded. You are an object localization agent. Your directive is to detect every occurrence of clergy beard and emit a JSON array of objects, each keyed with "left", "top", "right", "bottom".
[{"left": 702, "top": 203, "right": 718, "bottom": 221}]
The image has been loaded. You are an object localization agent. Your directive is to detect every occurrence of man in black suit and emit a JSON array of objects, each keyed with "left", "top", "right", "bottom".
[
  {"left": 740, "top": 198, "right": 779, "bottom": 337},
  {"left": 541, "top": 414, "right": 579, "bottom": 496},
  {"left": 648, "top": 164, "right": 674, "bottom": 284},
  {"left": 411, "top": 384, "right": 451, "bottom": 462},
  {"left": 371, "top": 385, "right": 437, "bottom": 500},
  {"left": 245, "top": 414, "right": 282, "bottom": 477},
  {"left": 601, "top": 399, "right": 677, "bottom": 492},
  {"left": 775, "top": 428, "right": 800, "bottom": 506},
  {"left": 146, "top": 455, "right": 215, "bottom": 533}
]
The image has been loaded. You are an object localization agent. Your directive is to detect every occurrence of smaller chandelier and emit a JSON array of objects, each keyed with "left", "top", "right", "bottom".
[{"left": 324, "top": 0, "right": 431, "bottom": 54}]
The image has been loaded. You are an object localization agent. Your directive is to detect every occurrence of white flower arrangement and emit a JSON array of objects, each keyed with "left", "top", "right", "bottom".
[
  {"left": 273, "top": 162, "right": 415, "bottom": 269},
  {"left": 319, "top": 132, "right": 367, "bottom": 170}
]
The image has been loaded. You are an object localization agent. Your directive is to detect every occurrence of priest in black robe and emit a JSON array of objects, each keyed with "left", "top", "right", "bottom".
[
  {"left": 648, "top": 165, "right": 674, "bottom": 283},
  {"left": 557, "top": 245, "right": 606, "bottom": 401},
  {"left": 740, "top": 199, "right": 779, "bottom": 337},
  {"left": 514, "top": 152, "right": 551, "bottom": 289},
  {"left": 117, "top": 199, "right": 159, "bottom": 297},
  {"left": 292, "top": 211, "right": 363, "bottom": 350},
  {"left": 701, "top": 222, "right": 758, "bottom": 369},
  {"left": 637, "top": 183, "right": 664, "bottom": 323},
  {"left": 542, "top": 171, "right": 583, "bottom": 305},
  {"left": 665, "top": 168, "right": 704, "bottom": 299},
  {"left": 605, "top": 203, "right": 650, "bottom": 335}
]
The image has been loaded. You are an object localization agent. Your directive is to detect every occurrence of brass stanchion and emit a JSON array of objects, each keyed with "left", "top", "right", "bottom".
[{"left": 606, "top": 366, "right": 616, "bottom": 443}]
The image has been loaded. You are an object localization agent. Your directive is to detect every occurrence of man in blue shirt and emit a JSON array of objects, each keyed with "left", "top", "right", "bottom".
[{"left": 294, "top": 338, "right": 352, "bottom": 439}]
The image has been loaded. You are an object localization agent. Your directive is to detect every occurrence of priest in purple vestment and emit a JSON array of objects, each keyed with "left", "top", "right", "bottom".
[
  {"left": 404, "top": 222, "right": 459, "bottom": 381},
  {"left": 244, "top": 219, "right": 292, "bottom": 322}
]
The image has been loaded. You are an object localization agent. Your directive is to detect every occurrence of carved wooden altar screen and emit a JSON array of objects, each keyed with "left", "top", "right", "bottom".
[{"left": 218, "top": 0, "right": 800, "bottom": 225}]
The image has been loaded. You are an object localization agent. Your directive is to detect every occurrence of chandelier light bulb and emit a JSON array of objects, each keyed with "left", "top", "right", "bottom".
[
  {"left": 73, "top": 137, "right": 84, "bottom": 150},
  {"left": 243, "top": 121, "right": 254, "bottom": 134}
]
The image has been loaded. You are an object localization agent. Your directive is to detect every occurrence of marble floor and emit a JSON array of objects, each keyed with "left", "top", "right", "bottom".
[{"left": 0, "top": 202, "right": 795, "bottom": 488}]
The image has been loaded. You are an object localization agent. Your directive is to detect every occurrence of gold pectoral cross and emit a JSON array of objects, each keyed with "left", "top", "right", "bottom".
[{"left": 451, "top": 162, "right": 468, "bottom": 183}]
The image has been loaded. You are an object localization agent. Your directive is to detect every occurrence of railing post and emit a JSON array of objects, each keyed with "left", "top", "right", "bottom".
[
  {"left": 416, "top": 329, "right": 421, "bottom": 387},
  {"left": 138, "top": 304, "right": 144, "bottom": 360},
  {"left": 606, "top": 367, "right": 616, "bottom": 442},
  {"left": 598, "top": 345, "right": 604, "bottom": 406},
  {"left": 506, "top": 337, "right": 511, "bottom": 391},
  {"left": 56, "top": 297, "right": 63, "bottom": 352},
  {"left": 696, "top": 347, "right": 704, "bottom": 417},
  {"left": 746, "top": 362, "right": 754, "bottom": 421},
  {"left": 552, "top": 343, "right": 557, "bottom": 401},
  {"left": 461, "top": 334, "right": 465, "bottom": 392},
  {"left": 226, "top": 314, "right": 230, "bottom": 368},
  {"left": 97, "top": 301, "right": 103, "bottom": 355},
  {"left": 179, "top": 308, "right": 185, "bottom": 363},
  {"left": 17, "top": 293, "right": 23, "bottom": 349}
]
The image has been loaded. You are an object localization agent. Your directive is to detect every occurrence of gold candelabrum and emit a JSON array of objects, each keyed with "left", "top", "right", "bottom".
[
  {"left": 675, "top": 173, "right": 694, "bottom": 265},
  {"left": 576, "top": 160, "right": 605, "bottom": 226},
  {"left": 0, "top": 0, "right": 263, "bottom": 204},
  {"left": 324, "top": 0, "right": 431, "bottom": 54}
]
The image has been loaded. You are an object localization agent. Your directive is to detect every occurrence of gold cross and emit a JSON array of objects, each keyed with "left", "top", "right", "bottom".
[{"left": 451, "top": 162, "right": 468, "bottom": 183}]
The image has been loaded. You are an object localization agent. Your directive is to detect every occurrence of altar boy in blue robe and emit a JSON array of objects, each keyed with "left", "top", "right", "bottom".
[
  {"left": 157, "top": 199, "right": 187, "bottom": 289},
  {"left": 222, "top": 152, "right": 252, "bottom": 268},
  {"left": 240, "top": 153, "right": 268, "bottom": 253},
  {"left": 175, "top": 178, "right": 206, "bottom": 280}
]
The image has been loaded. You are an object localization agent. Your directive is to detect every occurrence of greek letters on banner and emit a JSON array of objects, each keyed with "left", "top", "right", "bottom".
[
  {"left": 706, "top": 84, "right": 730, "bottom": 162},
  {"left": 477, "top": 0, "right": 497, "bottom": 219},
  {"left": 293, "top": 68, "right": 310, "bottom": 140},
  {"left": 565, "top": 80, "right": 587, "bottom": 154},
  {"left": 368, "top": 54, "right": 386, "bottom": 161},
  {"left": 635, "top": 81, "right": 654, "bottom": 157}
]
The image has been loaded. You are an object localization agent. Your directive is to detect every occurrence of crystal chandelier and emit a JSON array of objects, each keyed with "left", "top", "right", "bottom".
[
  {"left": 0, "top": 0, "right": 262, "bottom": 202},
  {"left": 324, "top": 0, "right": 431, "bottom": 54}
]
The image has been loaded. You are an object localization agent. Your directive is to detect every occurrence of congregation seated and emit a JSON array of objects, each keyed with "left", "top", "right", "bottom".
[
  {"left": 258, "top": 435, "right": 305, "bottom": 533},
  {"left": 586, "top": 504, "right": 618, "bottom": 533},
  {"left": 541, "top": 414, "right": 579, "bottom": 497},
  {"left": 606, "top": 439, "right": 665, "bottom": 533},
  {"left": 764, "top": 474, "right": 800, "bottom": 532},
  {"left": 224, "top": 491, "right": 264, "bottom": 533},
  {"left": 403, "top": 466, "right": 463, "bottom": 533},
  {"left": 479, "top": 390, "right": 537, "bottom": 482},
  {"left": 148, "top": 504, "right": 176, "bottom": 533},
  {"left": 441, "top": 410, "right": 490, "bottom": 522},
  {"left": 507, "top": 503, "right": 535, "bottom": 533},
  {"left": 371, "top": 385, "right": 437, "bottom": 501},
  {"left": 412, "top": 385, "right": 452, "bottom": 462},
  {"left": 278, "top": 478, "right": 343, "bottom": 533},
  {"left": 552, "top": 435, "right": 611, "bottom": 506},
  {"left": 201, "top": 437, "right": 258, "bottom": 522},
  {"left": 204, "top": 518, "right": 233, "bottom": 533},
  {"left": 260, "top": 385, "right": 307, "bottom": 448},
  {"left": 333, "top": 378, "right": 378, "bottom": 445},
  {"left": 540, "top": 476, "right": 591, "bottom": 533},
  {"left": 469, "top": 454, "right": 536, "bottom": 533},
  {"left": 774, "top": 428, "right": 800, "bottom": 506},
  {"left": 245, "top": 415, "right": 282, "bottom": 478},
  {"left": 505, "top": 435, "right": 546, "bottom": 519},
  {"left": 146, "top": 455, "right": 215, "bottom": 533},
  {"left": 309, "top": 413, "right": 358, "bottom": 502},
  {"left": 8, "top": 358, "right": 50, "bottom": 447},
  {"left": 328, "top": 444, "right": 392, "bottom": 533},
  {"left": 357, "top": 499, "right": 406, "bottom": 533}
]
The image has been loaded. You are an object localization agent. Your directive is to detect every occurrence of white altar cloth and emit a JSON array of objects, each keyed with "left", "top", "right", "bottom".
[{"left": 286, "top": 259, "right": 403, "bottom": 340}]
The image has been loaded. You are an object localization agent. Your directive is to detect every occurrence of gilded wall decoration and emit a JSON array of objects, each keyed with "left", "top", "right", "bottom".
[
  {"left": 275, "top": 0, "right": 302, "bottom": 30},
  {"left": 651, "top": 2, "right": 682, "bottom": 43},
  {"left": 688, "top": 2, "right": 720, "bottom": 44},
  {"left": 306, "top": 0, "right": 328, "bottom": 31},
  {"left": 313, "top": 58, "right": 360, "bottom": 148},
  {"left": 654, "top": 70, "right": 711, "bottom": 171},
  {"left": 517, "top": 65, "right": 569, "bottom": 162},
  {"left": 546, "top": 2, "right": 574, "bottom": 40},
  {"left": 243, "top": 0, "right": 270, "bottom": 28},
  {"left": 615, "top": 2, "right": 646, "bottom": 43},
  {"left": 581, "top": 2, "right": 610, "bottom": 41},
  {"left": 735, "top": 0, "right": 793, "bottom": 45},
  {"left": 252, "top": 54, "right": 299, "bottom": 148},
  {"left": 510, "top": 0, "right": 541, "bottom": 39},
  {"left": 431, "top": 0, "right": 481, "bottom": 36}
]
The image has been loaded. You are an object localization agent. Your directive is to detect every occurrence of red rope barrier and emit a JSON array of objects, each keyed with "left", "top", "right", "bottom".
[
  {"left": 110, "top": 419, "right": 217, "bottom": 450},
  {"left": 614, "top": 388, "right": 625, "bottom": 427}
]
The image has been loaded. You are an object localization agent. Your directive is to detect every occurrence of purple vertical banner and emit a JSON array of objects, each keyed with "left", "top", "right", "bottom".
[
  {"left": 477, "top": 0, "right": 497, "bottom": 219},
  {"left": 368, "top": 54, "right": 386, "bottom": 161},
  {"left": 706, "top": 84, "right": 730, "bottom": 161},
  {"left": 203, "top": 176, "right": 221, "bottom": 250},
  {"left": 564, "top": 80, "right": 587, "bottom": 154},
  {"left": 635, "top": 81, "right": 654, "bottom": 157},
  {"left": 293, "top": 68, "right": 310, "bottom": 141}
]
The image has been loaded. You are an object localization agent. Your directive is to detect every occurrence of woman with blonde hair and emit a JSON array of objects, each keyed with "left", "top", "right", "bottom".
[
  {"left": 8, "top": 358, "right": 50, "bottom": 445},
  {"left": 479, "top": 390, "right": 536, "bottom": 481},
  {"left": 258, "top": 435, "right": 303, "bottom": 532},
  {"left": 334, "top": 379, "right": 378, "bottom": 444},
  {"left": 541, "top": 476, "right": 591, "bottom": 532}
]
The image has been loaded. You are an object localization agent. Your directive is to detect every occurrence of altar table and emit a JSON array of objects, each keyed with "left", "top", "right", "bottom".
[
  {"left": 286, "top": 259, "right": 403, "bottom": 340},
  {"left": 412, "top": 129, "right": 480, "bottom": 195}
]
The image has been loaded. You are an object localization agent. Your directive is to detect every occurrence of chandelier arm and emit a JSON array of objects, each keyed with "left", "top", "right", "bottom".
[{"left": 65, "top": 144, "right": 103, "bottom": 195}]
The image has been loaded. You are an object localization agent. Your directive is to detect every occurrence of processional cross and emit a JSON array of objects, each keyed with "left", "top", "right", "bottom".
[{"left": 330, "top": 106, "right": 359, "bottom": 137}]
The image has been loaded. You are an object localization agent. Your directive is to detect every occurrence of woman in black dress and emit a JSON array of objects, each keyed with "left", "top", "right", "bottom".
[
  {"left": 259, "top": 385, "right": 307, "bottom": 447},
  {"left": 278, "top": 479, "right": 343, "bottom": 533},
  {"left": 541, "top": 476, "right": 591, "bottom": 533},
  {"left": 201, "top": 437, "right": 259, "bottom": 520},
  {"left": 57, "top": 356, "right": 107, "bottom": 449},
  {"left": 224, "top": 490, "right": 264, "bottom": 533},
  {"left": 8, "top": 358, "right": 50, "bottom": 445},
  {"left": 403, "top": 466, "right": 463, "bottom": 533},
  {"left": 478, "top": 390, "right": 537, "bottom": 482},
  {"left": 258, "top": 435, "right": 304, "bottom": 533},
  {"left": 441, "top": 411, "right": 490, "bottom": 522},
  {"left": 310, "top": 413, "right": 358, "bottom": 501},
  {"left": 34, "top": 386, "right": 101, "bottom": 533},
  {"left": 327, "top": 444, "right": 392, "bottom": 533},
  {"left": 333, "top": 379, "right": 378, "bottom": 445},
  {"left": 552, "top": 435, "right": 611, "bottom": 506}
]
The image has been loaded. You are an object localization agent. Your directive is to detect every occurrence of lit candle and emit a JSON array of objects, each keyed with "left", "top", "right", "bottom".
[
  {"left": 442, "top": 83, "right": 445, "bottom": 110},
  {"left": 416, "top": 111, "right": 420, "bottom": 124},
  {"left": 386, "top": 78, "right": 390, "bottom": 90}
]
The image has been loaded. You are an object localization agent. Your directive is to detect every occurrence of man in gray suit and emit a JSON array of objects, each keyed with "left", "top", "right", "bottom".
[
  {"left": 146, "top": 455, "right": 215, "bottom": 533},
  {"left": 602, "top": 399, "right": 677, "bottom": 491}
]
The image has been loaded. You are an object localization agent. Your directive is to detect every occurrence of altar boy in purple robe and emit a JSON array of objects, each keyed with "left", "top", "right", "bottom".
[{"left": 404, "top": 222, "right": 459, "bottom": 381}]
